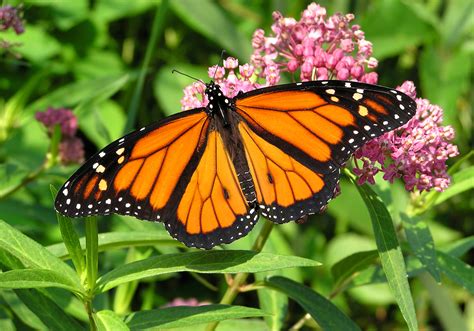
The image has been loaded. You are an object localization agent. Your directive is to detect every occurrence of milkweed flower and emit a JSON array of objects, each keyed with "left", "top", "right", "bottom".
[
  {"left": 35, "top": 108, "right": 84, "bottom": 164},
  {"left": 0, "top": 5, "right": 24, "bottom": 34},
  {"left": 180, "top": 57, "right": 266, "bottom": 110},
  {"left": 353, "top": 81, "right": 459, "bottom": 192},
  {"left": 251, "top": 3, "right": 377, "bottom": 82}
]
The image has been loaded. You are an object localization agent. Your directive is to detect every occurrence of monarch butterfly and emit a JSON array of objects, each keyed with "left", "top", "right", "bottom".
[{"left": 55, "top": 79, "right": 416, "bottom": 249}]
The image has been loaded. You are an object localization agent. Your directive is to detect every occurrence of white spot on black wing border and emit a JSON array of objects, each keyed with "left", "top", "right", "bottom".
[{"left": 165, "top": 202, "right": 260, "bottom": 250}]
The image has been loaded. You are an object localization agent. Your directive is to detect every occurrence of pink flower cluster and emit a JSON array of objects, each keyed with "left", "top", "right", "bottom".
[
  {"left": 251, "top": 3, "right": 378, "bottom": 83},
  {"left": 35, "top": 108, "right": 84, "bottom": 165},
  {"left": 180, "top": 57, "right": 263, "bottom": 110},
  {"left": 354, "top": 81, "right": 459, "bottom": 192},
  {"left": 0, "top": 5, "right": 24, "bottom": 34}
]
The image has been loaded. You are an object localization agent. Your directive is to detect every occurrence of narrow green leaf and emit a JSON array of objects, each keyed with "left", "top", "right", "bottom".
[
  {"left": 440, "top": 236, "right": 474, "bottom": 257},
  {"left": 435, "top": 166, "right": 474, "bottom": 205},
  {"left": 0, "top": 219, "right": 81, "bottom": 286},
  {"left": 51, "top": 186, "right": 85, "bottom": 276},
  {"left": 266, "top": 276, "right": 361, "bottom": 331},
  {"left": 419, "top": 272, "right": 468, "bottom": 331},
  {"left": 331, "top": 250, "right": 379, "bottom": 287},
  {"left": 0, "top": 269, "right": 82, "bottom": 294},
  {"left": 97, "top": 250, "right": 320, "bottom": 293},
  {"left": 437, "top": 250, "right": 474, "bottom": 293},
  {"left": 401, "top": 214, "right": 441, "bottom": 282},
  {"left": 171, "top": 0, "right": 251, "bottom": 59},
  {"left": 125, "top": 305, "right": 267, "bottom": 330},
  {"left": 1, "top": 290, "right": 48, "bottom": 330},
  {"left": 41, "top": 288, "right": 89, "bottom": 322},
  {"left": 96, "top": 310, "right": 128, "bottom": 331},
  {"left": 354, "top": 184, "right": 418, "bottom": 331},
  {"left": 47, "top": 231, "right": 177, "bottom": 259},
  {"left": 0, "top": 308, "right": 15, "bottom": 331},
  {"left": 27, "top": 73, "right": 133, "bottom": 116},
  {"left": 15, "top": 289, "right": 83, "bottom": 331}
]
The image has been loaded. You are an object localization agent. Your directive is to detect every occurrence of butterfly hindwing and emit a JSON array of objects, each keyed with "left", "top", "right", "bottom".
[
  {"left": 238, "top": 121, "right": 339, "bottom": 222},
  {"left": 165, "top": 127, "right": 258, "bottom": 249}
]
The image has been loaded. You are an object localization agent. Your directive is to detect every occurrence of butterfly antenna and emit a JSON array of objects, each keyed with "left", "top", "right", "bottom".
[
  {"left": 211, "top": 50, "right": 227, "bottom": 81},
  {"left": 172, "top": 69, "right": 205, "bottom": 85}
]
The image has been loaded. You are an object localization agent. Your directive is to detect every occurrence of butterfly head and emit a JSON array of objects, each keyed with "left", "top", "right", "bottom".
[{"left": 205, "top": 81, "right": 232, "bottom": 127}]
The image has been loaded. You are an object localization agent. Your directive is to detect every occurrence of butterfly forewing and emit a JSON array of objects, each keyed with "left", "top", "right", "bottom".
[{"left": 55, "top": 109, "right": 209, "bottom": 221}]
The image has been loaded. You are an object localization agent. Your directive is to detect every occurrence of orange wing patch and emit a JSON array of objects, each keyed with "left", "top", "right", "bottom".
[
  {"left": 236, "top": 92, "right": 361, "bottom": 165},
  {"left": 239, "top": 122, "right": 324, "bottom": 208},
  {"left": 111, "top": 112, "right": 208, "bottom": 210},
  {"left": 177, "top": 130, "right": 248, "bottom": 235}
]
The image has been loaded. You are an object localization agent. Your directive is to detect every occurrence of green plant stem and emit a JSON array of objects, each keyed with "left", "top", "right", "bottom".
[
  {"left": 85, "top": 217, "right": 98, "bottom": 330},
  {"left": 124, "top": 0, "right": 169, "bottom": 133},
  {"left": 205, "top": 219, "right": 274, "bottom": 331}
]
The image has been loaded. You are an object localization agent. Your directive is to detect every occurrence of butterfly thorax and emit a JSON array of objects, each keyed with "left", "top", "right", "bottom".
[{"left": 205, "top": 81, "right": 232, "bottom": 127}]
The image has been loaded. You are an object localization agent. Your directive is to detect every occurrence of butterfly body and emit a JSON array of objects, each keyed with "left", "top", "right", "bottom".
[{"left": 55, "top": 79, "right": 416, "bottom": 249}]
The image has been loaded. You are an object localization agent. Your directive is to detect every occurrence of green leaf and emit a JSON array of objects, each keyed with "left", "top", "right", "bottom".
[
  {"left": 0, "top": 25, "right": 61, "bottom": 62},
  {"left": 437, "top": 250, "right": 474, "bottom": 293},
  {"left": 354, "top": 183, "right": 418, "bottom": 331},
  {"left": 331, "top": 250, "right": 379, "bottom": 287},
  {"left": 435, "top": 166, "right": 474, "bottom": 205},
  {"left": 26, "top": 73, "right": 134, "bottom": 116},
  {"left": 0, "top": 219, "right": 81, "bottom": 286},
  {"left": 154, "top": 64, "right": 208, "bottom": 116},
  {"left": 419, "top": 272, "right": 468, "bottom": 331},
  {"left": 0, "top": 269, "right": 82, "bottom": 294},
  {"left": 360, "top": 0, "right": 435, "bottom": 59},
  {"left": 125, "top": 305, "right": 268, "bottom": 330},
  {"left": 266, "top": 276, "right": 361, "bottom": 331},
  {"left": 171, "top": 0, "right": 252, "bottom": 59},
  {"left": 15, "top": 289, "right": 83, "bottom": 331},
  {"left": 79, "top": 100, "right": 126, "bottom": 148},
  {"left": 440, "top": 236, "right": 474, "bottom": 257},
  {"left": 47, "top": 231, "right": 176, "bottom": 259},
  {"left": 97, "top": 250, "right": 320, "bottom": 293},
  {"left": 1, "top": 290, "right": 48, "bottom": 330},
  {"left": 51, "top": 186, "right": 85, "bottom": 276},
  {"left": 401, "top": 214, "right": 441, "bottom": 282},
  {"left": 96, "top": 310, "right": 128, "bottom": 331},
  {"left": 0, "top": 162, "right": 29, "bottom": 198}
]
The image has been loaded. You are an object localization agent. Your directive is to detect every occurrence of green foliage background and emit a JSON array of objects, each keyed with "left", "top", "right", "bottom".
[{"left": 0, "top": 0, "right": 472, "bottom": 330}]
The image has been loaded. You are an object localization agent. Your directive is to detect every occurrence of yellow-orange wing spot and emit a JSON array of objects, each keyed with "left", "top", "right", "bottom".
[
  {"left": 237, "top": 91, "right": 326, "bottom": 111},
  {"left": 177, "top": 130, "right": 247, "bottom": 235},
  {"left": 239, "top": 122, "right": 324, "bottom": 207},
  {"left": 98, "top": 179, "right": 108, "bottom": 191}
]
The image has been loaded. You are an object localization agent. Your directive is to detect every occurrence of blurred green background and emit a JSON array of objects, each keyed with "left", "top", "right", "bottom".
[{"left": 0, "top": 0, "right": 472, "bottom": 330}]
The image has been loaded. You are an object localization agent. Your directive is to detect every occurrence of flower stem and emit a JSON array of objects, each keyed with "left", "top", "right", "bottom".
[{"left": 205, "top": 219, "right": 274, "bottom": 331}]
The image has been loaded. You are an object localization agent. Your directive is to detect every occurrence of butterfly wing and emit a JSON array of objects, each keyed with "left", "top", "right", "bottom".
[
  {"left": 234, "top": 80, "right": 416, "bottom": 222},
  {"left": 55, "top": 109, "right": 210, "bottom": 222},
  {"left": 166, "top": 127, "right": 258, "bottom": 248}
]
